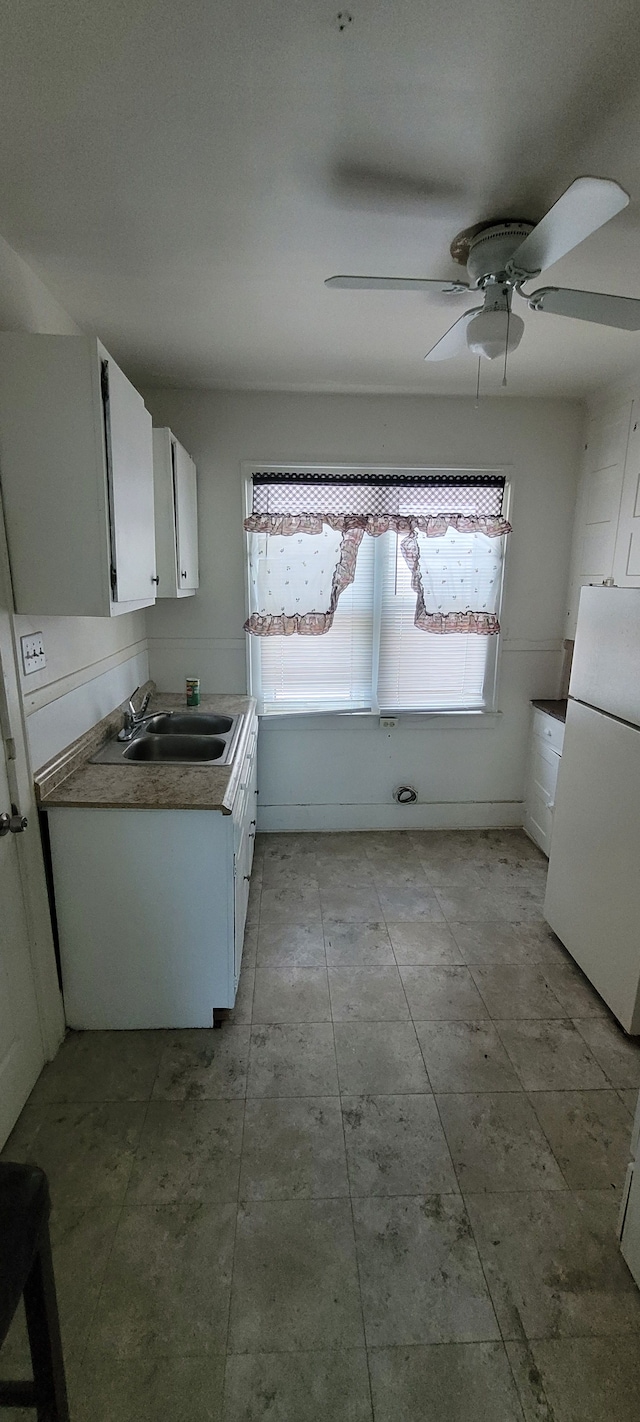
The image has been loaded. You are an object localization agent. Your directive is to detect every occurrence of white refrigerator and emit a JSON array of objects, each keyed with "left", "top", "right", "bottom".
[{"left": 544, "top": 585, "right": 640, "bottom": 1034}]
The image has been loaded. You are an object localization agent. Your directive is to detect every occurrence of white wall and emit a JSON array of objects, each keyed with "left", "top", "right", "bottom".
[
  {"left": 0, "top": 231, "right": 148, "bottom": 767},
  {"left": 142, "top": 389, "right": 583, "bottom": 831}
]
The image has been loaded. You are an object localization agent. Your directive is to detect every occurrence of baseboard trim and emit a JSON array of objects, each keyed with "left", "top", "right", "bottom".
[{"left": 257, "top": 801, "right": 525, "bottom": 833}]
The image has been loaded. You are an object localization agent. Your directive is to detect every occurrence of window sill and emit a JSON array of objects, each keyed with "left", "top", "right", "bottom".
[{"left": 258, "top": 710, "right": 503, "bottom": 732}]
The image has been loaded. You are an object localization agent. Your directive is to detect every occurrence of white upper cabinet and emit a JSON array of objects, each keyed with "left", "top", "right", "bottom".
[
  {"left": 612, "top": 405, "right": 640, "bottom": 585},
  {"left": 0, "top": 334, "right": 156, "bottom": 616},
  {"left": 565, "top": 397, "right": 637, "bottom": 637},
  {"left": 152, "top": 428, "right": 199, "bottom": 598}
]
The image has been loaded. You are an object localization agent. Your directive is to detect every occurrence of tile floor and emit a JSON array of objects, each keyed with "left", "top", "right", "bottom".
[{"left": 2, "top": 828, "right": 640, "bottom": 1420}]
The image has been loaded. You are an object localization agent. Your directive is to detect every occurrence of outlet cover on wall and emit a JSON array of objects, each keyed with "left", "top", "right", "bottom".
[{"left": 20, "top": 632, "right": 46, "bottom": 674}]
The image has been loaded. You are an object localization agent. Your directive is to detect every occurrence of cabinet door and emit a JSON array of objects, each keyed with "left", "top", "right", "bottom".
[
  {"left": 524, "top": 738, "right": 560, "bottom": 857},
  {"left": 565, "top": 403, "right": 632, "bottom": 635},
  {"left": 101, "top": 355, "right": 157, "bottom": 603},
  {"left": 613, "top": 404, "right": 640, "bottom": 586},
  {"left": 234, "top": 830, "right": 251, "bottom": 986},
  {"left": 174, "top": 442, "right": 199, "bottom": 591}
]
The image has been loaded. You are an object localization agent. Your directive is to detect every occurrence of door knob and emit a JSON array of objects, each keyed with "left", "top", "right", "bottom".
[{"left": 0, "top": 804, "right": 28, "bottom": 837}]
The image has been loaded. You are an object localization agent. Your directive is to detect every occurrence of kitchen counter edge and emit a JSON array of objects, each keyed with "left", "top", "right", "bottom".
[{"left": 35, "top": 686, "right": 258, "bottom": 812}]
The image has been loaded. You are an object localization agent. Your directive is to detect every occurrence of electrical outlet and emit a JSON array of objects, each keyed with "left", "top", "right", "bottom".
[
  {"left": 20, "top": 632, "right": 46, "bottom": 674},
  {"left": 379, "top": 716, "right": 397, "bottom": 729}
]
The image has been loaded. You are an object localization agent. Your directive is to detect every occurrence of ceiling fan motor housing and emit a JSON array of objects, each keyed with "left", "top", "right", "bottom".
[{"left": 466, "top": 222, "right": 534, "bottom": 285}]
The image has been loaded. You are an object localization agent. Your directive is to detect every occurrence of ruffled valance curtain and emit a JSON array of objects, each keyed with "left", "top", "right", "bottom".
[{"left": 244, "top": 472, "right": 511, "bottom": 636}]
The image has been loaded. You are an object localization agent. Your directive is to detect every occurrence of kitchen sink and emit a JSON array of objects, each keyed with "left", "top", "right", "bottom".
[
  {"left": 144, "top": 712, "right": 234, "bottom": 736},
  {"left": 124, "top": 734, "right": 227, "bottom": 763},
  {"left": 91, "top": 709, "right": 243, "bottom": 766}
]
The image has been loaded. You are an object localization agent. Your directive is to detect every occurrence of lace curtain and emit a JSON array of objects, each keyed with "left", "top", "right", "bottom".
[{"left": 244, "top": 473, "right": 511, "bottom": 636}]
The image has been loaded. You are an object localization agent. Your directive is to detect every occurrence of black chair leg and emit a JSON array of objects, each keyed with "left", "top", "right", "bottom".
[{"left": 22, "top": 1228, "right": 70, "bottom": 1422}]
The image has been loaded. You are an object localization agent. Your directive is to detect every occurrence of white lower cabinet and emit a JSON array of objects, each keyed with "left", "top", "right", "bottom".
[
  {"left": 46, "top": 734, "right": 258, "bottom": 1029},
  {"left": 523, "top": 708, "right": 565, "bottom": 857}
]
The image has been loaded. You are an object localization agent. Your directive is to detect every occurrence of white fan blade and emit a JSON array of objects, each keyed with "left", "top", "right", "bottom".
[
  {"left": 507, "top": 177, "right": 629, "bottom": 278},
  {"left": 325, "top": 275, "right": 469, "bottom": 292},
  {"left": 528, "top": 286, "right": 640, "bottom": 330},
  {"left": 424, "top": 307, "right": 483, "bottom": 361}
]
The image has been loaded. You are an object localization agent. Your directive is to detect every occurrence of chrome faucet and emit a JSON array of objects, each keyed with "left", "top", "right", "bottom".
[{"left": 117, "top": 688, "right": 153, "bottom": 741}]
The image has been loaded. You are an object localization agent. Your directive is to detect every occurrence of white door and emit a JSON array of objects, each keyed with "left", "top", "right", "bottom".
[
  {"left": 0, "top": 669, "right": 44, "bottom": 1146},
  {"left": 174, "top": 443, "right": 199, "bottom": 590}
]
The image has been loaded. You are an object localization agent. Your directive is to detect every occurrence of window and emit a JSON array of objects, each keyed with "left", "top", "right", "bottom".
[{"left": 245, "top": 468, "right": 509, "bottom": 716}]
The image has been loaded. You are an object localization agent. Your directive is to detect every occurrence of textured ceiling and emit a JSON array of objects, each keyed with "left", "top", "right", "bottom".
[{"left": 2, "top": 0, "right": 640, "bottom": 395}]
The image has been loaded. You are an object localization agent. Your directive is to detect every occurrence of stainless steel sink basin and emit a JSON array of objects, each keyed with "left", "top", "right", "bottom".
[
  {"left": 91, "top": 709, "right": 243, "bottom": 766},
  {"left": 144, "top": 713, "right": 234, "bottom": 736},
  {"left": 123, "top": 735, "right": 227, "bottom": 763}
]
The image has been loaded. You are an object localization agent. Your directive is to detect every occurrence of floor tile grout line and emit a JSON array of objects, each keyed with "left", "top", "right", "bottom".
[
  {"left": 521, "top": 1088, "right": 578, "bottom": 1193},
  {"left": 466, "top": 963, "right": 569, "bottom": 1021},
  {"left": 219, "top": 1087, "right": 248, "bottom": 1415},
  {"left": 435, "top": 1084, "right": 574, "bottom": 1195},
  {"left": 503, "top": 1335, "right": 555, "bottom": 1421},
  {"left": 491, "top": 1015, "right": 615, "bottom": 1093},
  {"left": 320, "top": 866, "right": 377, "bottom": 1421},
  {"left": 426, "top": 1077, "right": 505, "bottom": 1348},
  {"left": 75, "top": 1086, "right": 155, "bottom": 1372},
  {"left": 570, "top": 1015, "right": 632, "bottom": 1093},
  {"left": 220, "top": 926, "right": 257, "bottom": 1407}
]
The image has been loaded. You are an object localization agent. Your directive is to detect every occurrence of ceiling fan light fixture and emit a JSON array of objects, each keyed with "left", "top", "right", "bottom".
[{"left": 466, "top": 308, "right": 525, "bottom": 360}]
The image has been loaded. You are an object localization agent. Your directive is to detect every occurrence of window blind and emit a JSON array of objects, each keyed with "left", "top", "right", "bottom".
[
  {"left": 377, "top": 532, "right": 490, "bottom": 711},
  {"left": 258, "top": 531, "right": 375, "bottom": 713}
]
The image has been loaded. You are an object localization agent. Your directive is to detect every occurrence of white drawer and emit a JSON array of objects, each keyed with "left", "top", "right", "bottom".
[{"left": 532, "top": 708, "right": 565, "bottom": 754}]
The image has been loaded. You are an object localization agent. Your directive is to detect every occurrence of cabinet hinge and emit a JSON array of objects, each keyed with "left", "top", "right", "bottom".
[{"left": 110, "top": 564, "right": 117, "bottom": 594}]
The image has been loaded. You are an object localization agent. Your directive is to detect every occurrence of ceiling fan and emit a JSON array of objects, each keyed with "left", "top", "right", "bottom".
[{"left": 325, "top": 177, "right": 640, "bottom": 364}]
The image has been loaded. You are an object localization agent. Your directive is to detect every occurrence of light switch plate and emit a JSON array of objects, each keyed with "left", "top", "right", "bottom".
[{"left": 20, "top": 632, "right": 46, "bottom": 674}]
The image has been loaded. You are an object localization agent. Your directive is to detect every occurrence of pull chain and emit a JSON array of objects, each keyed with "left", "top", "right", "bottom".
[
  {"left": 474, "top": 357, "right": 481, "bottom": 409},
  {"left": 502, "top": 304, "right": 511, "bottom": 388}
]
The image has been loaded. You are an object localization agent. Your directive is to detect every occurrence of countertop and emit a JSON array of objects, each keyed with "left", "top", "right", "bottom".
[
  {"left": 531, "top": 698, "right": 568, "bottom": 724},
  {"left": 35, "top": 687, "right": 257, "bottom": 813}
]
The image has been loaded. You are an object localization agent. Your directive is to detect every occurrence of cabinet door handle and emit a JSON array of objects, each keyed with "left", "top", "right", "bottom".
[
  {"left": 181, "top": 570, "right": 188, "bottom": 579},
  {"left": 151, "top": 575, "right": 160, "bottom": 585},
  {"left": 243, "top": 874, "right": 251, "bottom": 881}
]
